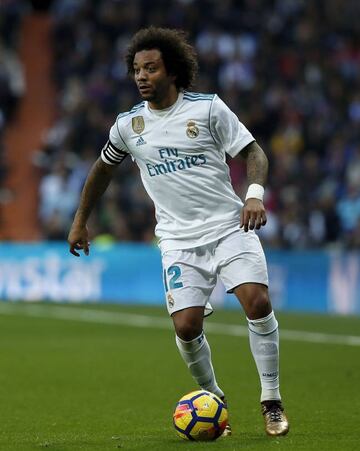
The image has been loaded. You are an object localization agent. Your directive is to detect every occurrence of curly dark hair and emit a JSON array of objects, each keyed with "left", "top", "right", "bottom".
[{"left": 125, "top": 27, "right": 198, "bottom": 90}]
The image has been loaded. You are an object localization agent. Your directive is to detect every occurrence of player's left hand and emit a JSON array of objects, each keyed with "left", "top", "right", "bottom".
[{"left": 240, "top": 198, "right": 267, "bottom": 232}]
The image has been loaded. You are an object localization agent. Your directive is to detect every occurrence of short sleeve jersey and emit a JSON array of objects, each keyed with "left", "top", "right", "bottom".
[{"left": 101, "top": 91, "right": 255, "bottom": 252}]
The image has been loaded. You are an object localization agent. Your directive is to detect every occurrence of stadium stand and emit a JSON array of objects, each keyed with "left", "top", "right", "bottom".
[
  {"left": 2, "top": 0, "right": 360, "bottom": 248},
  {"left": 0, "top": 3, "right": 55, "bottom": 240},
  {"left": 0, "top": 1, "right": 26, "bottom": 235}
]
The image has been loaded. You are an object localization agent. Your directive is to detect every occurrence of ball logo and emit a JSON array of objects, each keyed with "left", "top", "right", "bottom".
[{"left": 186, "top": 120, "right": 199, "bottom": 138}]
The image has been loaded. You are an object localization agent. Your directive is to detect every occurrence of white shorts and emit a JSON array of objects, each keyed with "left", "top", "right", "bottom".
[{"left": 161, "top": 229, "right": 269, "bottom": 316}]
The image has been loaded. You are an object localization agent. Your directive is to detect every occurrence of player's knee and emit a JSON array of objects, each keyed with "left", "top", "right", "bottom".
[
  {"left": 172, "top": 307, "right": 204, "bottom": 341},
  {"left": 174, "top": 320, "right": 203, "bottom": 341},
  {"left": 247, "top": 290, "right": 271, "bottom": 319}
]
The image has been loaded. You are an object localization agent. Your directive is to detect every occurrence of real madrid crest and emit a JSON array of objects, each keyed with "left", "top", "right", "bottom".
[
  {"left": 132, "top": 116, "right": 145, "bottom": 134},
  {"left": 186, "top": 120, "right": 199, "bottom": 139},
  {"left": 167, "top": 292, "right": 175, "bottom": 308}
]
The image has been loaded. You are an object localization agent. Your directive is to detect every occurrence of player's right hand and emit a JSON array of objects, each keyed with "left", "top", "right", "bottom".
[{"left": 68, "top": 224, "right": 90, "bottom": 257}]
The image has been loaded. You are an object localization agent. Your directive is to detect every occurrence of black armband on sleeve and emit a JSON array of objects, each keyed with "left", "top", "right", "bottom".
[{"left": 101, "top": 140, "right": 129, "bottom": 165}]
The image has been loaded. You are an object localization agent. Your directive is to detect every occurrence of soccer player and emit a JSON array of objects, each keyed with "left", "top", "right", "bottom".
[{"left": 68, "top": 27, "right": 289, "bottom": 437}]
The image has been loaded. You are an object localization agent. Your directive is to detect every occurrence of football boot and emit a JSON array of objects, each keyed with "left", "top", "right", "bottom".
[{"left": 261, "top": 400, "right": 289, "bottom": 436}]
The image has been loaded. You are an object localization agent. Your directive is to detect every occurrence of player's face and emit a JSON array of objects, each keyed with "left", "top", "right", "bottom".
[{"left": 133, "top": 49, "right": 177, "bottom": 108}]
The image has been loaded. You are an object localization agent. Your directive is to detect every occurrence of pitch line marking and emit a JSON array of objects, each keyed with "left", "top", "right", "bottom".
[{"left": 0, "top": 302, "right": 360, "bottom": 347}]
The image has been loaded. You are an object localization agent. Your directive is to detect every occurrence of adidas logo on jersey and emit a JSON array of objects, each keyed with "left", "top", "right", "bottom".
[{"left": 136, "top": 136, "right": 146, "bottom": 146}]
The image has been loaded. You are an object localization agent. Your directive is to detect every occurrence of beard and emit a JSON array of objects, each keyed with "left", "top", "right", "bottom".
[
  {"left": 138, "top": 81, "right": 169, "bottom": 102},
  {"left": 139, "top": 91, "right": 156, "bottom": 101},
  {"left": 138, "top": 85, "right": 156, "bottom": 101},
  {"left": 137, "top": 79, "right": 174, "bottom": 107}
]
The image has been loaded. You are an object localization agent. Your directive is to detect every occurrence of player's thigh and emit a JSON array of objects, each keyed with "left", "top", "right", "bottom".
[
  {"left": 215, "top": 230, "right": 269, "bottom": 293},
  {"left": 162, "top": 248, "right": 216, "bottom": 317}
]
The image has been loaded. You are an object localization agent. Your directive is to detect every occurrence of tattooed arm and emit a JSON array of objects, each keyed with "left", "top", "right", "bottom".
[
  {"left": 238, "top": 141, "right": 268, "bottom": 232},
  {"left": 68, "top": 157, "right": 118, "bottom": 256},
  {"left": 241, "top": 141, "right": 268, "bottom": 186}
]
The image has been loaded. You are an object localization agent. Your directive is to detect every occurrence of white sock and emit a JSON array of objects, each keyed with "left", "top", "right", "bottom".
[
  {"left": 176, "top": 332, "right": 224, "bottom": 399},
  {"left": 247, "top": 311, "right": 281, "bottom": 402}
]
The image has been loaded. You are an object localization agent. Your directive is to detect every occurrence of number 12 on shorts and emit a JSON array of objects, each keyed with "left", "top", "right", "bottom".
[{"left": 164, "top": 265, "right": 184, "bottom": 292}]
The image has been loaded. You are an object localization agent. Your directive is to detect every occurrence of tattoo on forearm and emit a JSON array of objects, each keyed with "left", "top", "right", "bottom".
[{"left": 244, "top": 143, "right": 268, "bottom": 186}]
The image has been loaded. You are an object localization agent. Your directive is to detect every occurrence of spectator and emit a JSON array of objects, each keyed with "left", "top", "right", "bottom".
[
  {"left": 34, "top": 0, "right": 359, "bottom": 249},
  {"left": 0, "top": 1, "right": 26, "bottom": 226}
]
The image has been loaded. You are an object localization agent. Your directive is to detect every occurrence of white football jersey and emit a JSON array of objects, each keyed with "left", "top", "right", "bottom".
[{"left": 101, "top": 91, "right": 255, "bottom": 252}]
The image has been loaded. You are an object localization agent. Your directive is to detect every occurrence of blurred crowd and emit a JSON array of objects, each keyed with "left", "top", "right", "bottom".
[
  {"left": 0, "top": 0, "right": 25, "bottom": 216},
  {"left": 7, "top": 0, "right": 360, "bottom": 248}
]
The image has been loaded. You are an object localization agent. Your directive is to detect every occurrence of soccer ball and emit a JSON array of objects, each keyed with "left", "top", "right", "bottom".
[{"left": 173, "top": 390, "right": 228, "bottom": 441}]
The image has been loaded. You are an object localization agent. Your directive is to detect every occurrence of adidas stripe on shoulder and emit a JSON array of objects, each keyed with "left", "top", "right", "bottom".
[
  {"left": 183, "top": 91, "right": 215, "bottom": 102},
  {"left": 117, "top": 101, "right": 145, "bottom": 120}
]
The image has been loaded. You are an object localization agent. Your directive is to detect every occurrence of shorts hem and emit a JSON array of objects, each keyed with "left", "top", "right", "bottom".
[
  {"left": 226, "top": 280, "right": 269, "bottom": 293},
  {"left": 168, "top": 304, "right": 214, "bottom": 318}
]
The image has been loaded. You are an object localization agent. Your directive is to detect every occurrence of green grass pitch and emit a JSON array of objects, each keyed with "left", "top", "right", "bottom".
[{"left": 0, "top": 302, "right": 359, "bottom": 450}]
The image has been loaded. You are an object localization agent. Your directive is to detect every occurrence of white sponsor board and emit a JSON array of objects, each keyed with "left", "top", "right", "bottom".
[{"left": 0, "top": 253, "right": 105, "bottom": 301}]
